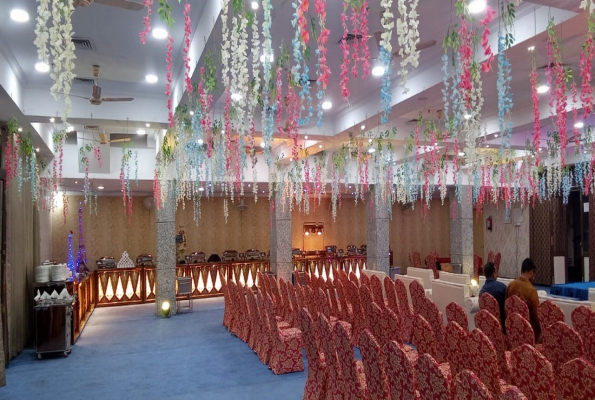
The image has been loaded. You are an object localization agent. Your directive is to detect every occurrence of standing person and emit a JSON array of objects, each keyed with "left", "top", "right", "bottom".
[
  {"left": 479, "top": 262, "right": 507, "bottom": 333},
  {"left": 506, "top": 258, "right": 542, "bottom": 343}
]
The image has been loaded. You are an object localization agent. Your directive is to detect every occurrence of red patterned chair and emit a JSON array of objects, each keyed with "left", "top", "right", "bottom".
[
  {"left": 288, "top": 283, "right": 301, "bottom": 329},
  {"left": 334, "top": 321, "right": 369, "bottom": 400},
  {"left": 506, "top": 313, "right": 537, "bottom": 351},
  {"left": 227, "top": 281, "right": 241, "bottom": 337},
  {"left": 410, "top": 251, "right": 422, "bottom": 268},
  {"left": 303, "top": 271, "right": 312, "bottom": 287},
  {"left": 384, "top": 307, "right": 404, "bottom": 346},
  {"left": 300, "top": 309, "right": 328, "bottom": 400},
  {"left": 455, "top": 369, "right": 494, "bottom": 400},
  {"left": 244, "top": 286, "right": 258, "bottom": 351},
  {"left": 473, "top": 254, "right": 483, "bottom": 280},
  {"left": 444, "top": 321, "right": 469, "bottom": 378},
  {"left": 264, "top": 293, "right": 304, "bottom": 375},
  {"left": 479, "top": 292, "right": 501, "bottom": 321},
  {"left": 571, "top": 305, "right": 595, "bottom": 343},
  {"left": 295, "top": 283, "right": 306, "bottom": 313},
  {"left": 468, "top": 328, "right": 512, "bottom": 398},
  {"left": 416, "top": 353, "right": 453, "bottom": 400},
  {"left": 336, "top": 280, "right": 353, "bottom": 326},
  {"left": 559, "top": 357, "right": 595, "bottom": 400},
  {"left": 278, "top": 277, "right": 292, "bottom": 323},
  {"left": 360, "top": 284, "right": 374, "bottom": 327},
  {"left": 360, "top": 273, "right": 371, "bottom": 289},
  {"left": 346, "top": 280, "right": 366, "bottom": 346},
  {"left": 446, "top": 301, "right": 469, "bottom": 332},
  {"left": 500, "top": 386, "right": 528, "bottom": 400},
  {"left": 509, "top": 344, "right": 556, "bottom": 400},
  {"left": 587, "top": 332, "right": 595, "bottom": 365},
  {"left": 425, "top": 252, "right": 439, "bottom": 279},
  {"left": 317, "top": 288, "right": 333, "bottom": 319},
  {"left": 256, "top": 289, "right": 273, "bottom": 364},
  {"left": 383, "top": 340, "right": 420, "bottom": 400},
  {"left": 319, "top": 313, "right": 344, "bottom": 400},
  {"left": 488, "top": 251, "right": 495, "bottom": 263},
  {"left": 370, "top": 275, "right": 386, "bottom": 307},
  {"left": 395, "top": 279, "right": 413, "bottom": 342},
  {"left": 494, "top": 253, "right": 501, "bottom": 275},
  {"left": 360, "top": 330, "right": 390, "bottom": 400},
  {"left": 474, "top": 310, "right": 511, "bottom": 382},
  {"left": 384, "top": 277, "right": 399, "bottom": 315},
  {"left": 537, "top": 300, "right": 564, "bottom": 330},
  {"left": 422, "top": 297, "right": 447, "bottom": 363},
  {"left": 221, "top": 279, "right": 232, "bottom": 329},
  {"left": 409, "top": 280, "right": 427, "bottom": 318},
  {"left": 367, "top": 302, "right": 388, "bottom": 347},
  {"left": 326, "top": 279, "right": 341, "bottom": 318},
  {"left": 269, "top": 275, "right": 283, "bottom": 315},
  {"left": 505, "top": 295, "right": 530, "bottom": 322},
  {"left": 542, "top": 321, "right": 584, "bottom": 375},
  {"left": 412, "top": 315, "right": 440, "bottom": 363},
  {"left": 349, "top": 271, "right": 359, "bottom": 284}
]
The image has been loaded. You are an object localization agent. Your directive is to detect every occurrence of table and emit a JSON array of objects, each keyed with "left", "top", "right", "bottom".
[{"left": 550, "top": 282, "right": 595, "bottom": 301}]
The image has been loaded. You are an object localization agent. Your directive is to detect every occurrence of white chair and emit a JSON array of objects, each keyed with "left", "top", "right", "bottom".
[
  {"left": 438, "top": 271, "right": 470, "bottom": 285},
  {"left": 430, "top": 280, "right": 471, "bottom": 324},
  {"left": 395, "top": 275, "right": 428, "bottom": 305},
  {"left": 407, "top": 267, "right": 434, "bottom": 289},
  {"left": 176, "top": 276, "right": 193, "bottom": 313}
]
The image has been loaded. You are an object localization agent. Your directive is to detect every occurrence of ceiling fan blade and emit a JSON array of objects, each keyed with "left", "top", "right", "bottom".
[
  {"left": 94, "top": 0, "right": 144, "bottom": 11},
  {"left": 101, "top": 97, "right": 134, "bottom": 102},
  {"left": 109, "top": 138, "right": 132, "bottom": 143}
]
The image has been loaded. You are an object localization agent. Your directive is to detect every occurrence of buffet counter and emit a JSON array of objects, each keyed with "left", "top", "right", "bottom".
[
  {"left": 95, "top": 260, "right": 271, "bottom": 307},
  {"left": 292, "top": 255, "right": 367, "bottom": 280},
  {"left": 71, "top": 273, "right": 95, "bottom": 343}
]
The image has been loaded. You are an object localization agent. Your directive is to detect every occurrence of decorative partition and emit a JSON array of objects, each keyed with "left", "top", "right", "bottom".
[
  {"left": 96, "top": 267, "right": 145, "bottom": 306},
  {"left": 71, "top": 273, "right": 96, "bottom": 344},
  {"left": 292, "top": 256, "right": 367, "bottom": 281}
]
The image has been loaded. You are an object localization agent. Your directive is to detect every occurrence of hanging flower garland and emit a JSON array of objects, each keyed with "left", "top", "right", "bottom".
[
  {"left": 166, "top": 34, "right": 174, "bottom": 127},
  {"left": 580, "top": 1, "right": 595, "bottom": 117},
  {"left": 530, "top": 52, "right": 541, "bottom": 165},
  {"left": 139, "top": 0, "right": 153, "bottom": 44},
  {"left": 34, "top": 0, "right": 50, "bottom": 66},
  {"left": 379, "top": 0, "right": 393, "bottom": 124},
  {"left": 479, "top": 6, "right": 496, "bottom": 72},
  {"left": 183, "top": 3, "right": 193, "bottom": 94},
  {"left": 315, "top": 0, "right": 330, "bottom": 127},
  {"left": 94, "top": 146, "right": 102, "bottom": 169},
  {"left": 546, "top": 19, "right": 568, "bottom": 167},
  {"left": 396, "top": 0, "right": 420, "bottom": 94}
]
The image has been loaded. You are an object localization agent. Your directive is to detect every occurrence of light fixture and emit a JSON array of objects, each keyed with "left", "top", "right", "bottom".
[
  {"left": 35, "top": 62, "right": 50, "bottom": 73},
  {"left": 97, "top": 186, "right": 104, "bottom": 190},
  {"left": 10, "top": 9, "right": 29, "bottom": 23},
  {"left": 231, "top": 92, "right": 242, "bottom": 101},
  {"left": 146, "top": 74, "right": 158, "bottom": 83},
  {"left": 528, "top": 46, "right": 535, "bottom": 52},
  {"left": 575, "top": 121, "right": 585, "bottom": 129},
  {"left": 35, "top": 148, "right": 40, "bottom": 153},
  {"left": 161, "top": 300, "right": 171, "bottom": 318},
  {"left": 468, "top": 0, "right": 486, "bottom": 14},
  {"left": 486, "top": 145, "right": 490, "bottom": 148},
  {"left": 248, "top": 184, "right": 251, "bottom": 187},
  {"left": 495, "top": 134, "right": 499, "bottom": 138},
  {"left": 251, "top": 1, "right": 259, "bottom": 10},
  {"left": 260, "top": 141, "right": 266, "bottom": 148},
  {"left": 368, "top": 138, "right": 373, "bottom": 143},
  {"left": 304, "top": 135, "right": 308, "bottom": 139},
  {"left": 289, "top": 158, "right": 293, "bottom": 162},
  {"left": 198, "top": 187, "right": 204, "bottom": 192},
  {"left": 434, "top": 142, "right": 438, "bottom": 146},
  {"left": 349, "top": 185, "right": 352, "bottom": 189},
  {"left": 197, "top": 139, "right": 204, "bottom": 145},
  {"left": 18, "top": 127, "right": 23, "bottom": 132},
  {"left": 67, "top": 126, "right": 74, "bottom": 132},
  {"left": 152, "top": 28, "right": 168, "bottom": 39},
  {"left": 372, "top": 65, "right": 385, "bottom": 76},
  {"left": 458, "top": 152, "right": 466, "bottom": 157},
  {"left": 464, "top": 114, "right": 472, "bottom": 120},
  {"left": 537, "top": 85, "right": 550, "bottom": 94},
  {"left": 146, "top": 123, "right": 150, "bottom": 128},
  {"left": 322, "top": 101, "right": 332, "bottom": 110},
  {"left": 260, "top": 53, "right": 274, "bottom": 63},
  {"left": 190, "top": 110, "right": 194, "bottom": 116},
  {"left": 317, "top": 229, "right": 322, "bottom": 236},
  {"left": 368, "top": 148, "right": 375, "bottom": 153},
  {"left": 50, "top": 117, "right": 55, "bottom": 123},
  {"left": 304, "top": 230, "right": 310, "bottom": 236},
  {"left": 319, "top": 144, "right": 323, "bottom": 149},
  {"left": 137, "top": 129, "right": 146, "bottom": 135},
  {"left": 262, "top": 190, "right": 265, "bottom": 193},
  {"left": 471, "top": 279, "right": 478, "bottom": 287},
  {"left": 361, "top": 125, "right": 366, "bottom": 130},
  {"left": 74, "top": 180, "right": 78, "bottom": 184}
]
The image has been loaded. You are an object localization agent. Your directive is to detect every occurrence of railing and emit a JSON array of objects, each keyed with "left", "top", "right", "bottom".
[
  {"left": 69, "top": 273, "right": 96, "bottom": 344},
  {"left": 292, "top": 255, "right": 367, "bottom": 281},
  {"left": 96, "top": 267, "right": 145, "bottom": 307}
]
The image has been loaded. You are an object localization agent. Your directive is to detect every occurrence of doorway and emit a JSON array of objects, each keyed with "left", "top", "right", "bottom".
[{"left": 566, "top": 190, "right": 584, "bottom": 283}]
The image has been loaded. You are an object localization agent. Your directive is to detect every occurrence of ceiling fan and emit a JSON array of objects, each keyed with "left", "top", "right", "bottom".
[
  {"left": 98, "top": 132, "right": 131, "bottom": 145},
  {"left": 71, "top": 65, "right": 135, "bottom": 106},
  {"left": 372, "top": 31, "right": 437, "bottom": 62},
  {"left": 74, "top": 0, "right": 144, "bottom": 11}
]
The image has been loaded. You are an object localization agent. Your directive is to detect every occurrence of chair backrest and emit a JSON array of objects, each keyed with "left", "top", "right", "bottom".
[
  {"left": 469, "top": 328, "right": 503, "bottom": 398},
  {"left": 295, "top": 283, "right": 305, "bottom": 312},
  {"left": 394, "top": 279, "right": 410, "bottom": 312},
  {"left": 559, "top": 357, "right": 595, "bottom": 400},
  {"left": 543, "top": 321, "right": 584, "bottom": 375},
  {"left": 571, "top": 305, "right": 595, "bottom": 342},
  {"left": 303, "top": 271, "right": 312, "bottom": 287},
  {"left": 500, "top": 386, "right": 528, "bottom": 400},
  {"left": 538, "top": 300, "right": 565, "bottom": 329},
  {"left": 360, "top": 285, "right": 374, "bottom": 326},
  {"left": 409, "top": 279, "right": 426, "bottom": 316},
  {"left": 288, "top": 283, "right": 300, "bottom": 326},
  {"left": 506, "top": 312, "right": 535, "bottom": 350},
  {"left": 587, "top": 331, "right": 595, "bottom": 366},
  {"left": 384, "top": 277, "right": 399, "bottom": 315},
  {"left": 383, "top": 340, "right": 417, "bottom": 400},
  {"left": 349, "top": 270, "right": 359, "bottom": 284},
  {"left": 455, "top": 369, "right": 494, "bottom": 400},
  {"left": 494, "top": 253, "right": 501, "bottom": 274},
  {"left": 335, "top": 280, "right": 350, "bottom": 322},
  {"left": 245, "top": 288, "right": 261, "bottom": 333},
  {"left": 488, "top": 251, "right": 495, "bottom": 263},
  {"left": 360, "top": 273, "right": 371, "bottom": 289},
  {"left": 367, "top": 302, "right": 387, "bottom": 347},
  {"left": 446, "top": 301, "right": 469, "bottom": 332},
  {"left": 306, "top": 286, "right": 319, "bottom": 317},
  {"left": 279, "top": 278, "right": 291, "bottom": 319},
  {"left": 384, "top": 307, "right": 402, "bottom": 344},
  {"left": 326, "top": 279, "right": 340, "bottom": 317},
  {"left": 425, "top": 253, "right": 439, "bottom": 279},
  {"left": 510, "top": 344, "right": 556, "bottom": 400},
  {"left": 264, "top": 293, "right": 281, "bottom": 340},
  {"left": 370, "top": 275, "right": 384, "bottom": 306},
  {"left": 479, "top": 292, "right": 501, "bottom": 320},
  {"left": 505, "top": 295, "right": 530, "bottom": 322},
  {"left": 360, "top": 330, "right": 390, "bottom": 400},
  {"left": 412, "top": 315, "right": 438, "bottom": 360},
  {"left": 299, "top": 309, "right": 323, "bottom": 372},
  {"left": 347, "top": 280, "right": 365, "bottom": 345},
  {"left": 334, "top": 320, "right": 367, "bottom": 399},
  {"left": 416, "top": 353, "right": 452, "bottom": 400},
  {"left": 317, "top": 287, "right": 331, "bottom": 317},
  {"left": 411, "top": 251, "right": 422, "bottom": 268},
  {"left": 474, "top": 309, "right": 510, "bottom": 381},
  {"left": 422, "top": 297, "right": 445, "bottom": 362},
  {"left": 474, "top": 254, "right": 483, "bottom": 279},
  {"left": 444, "top": 321, "right": 469, "bottom": 378},
  {"left": 318, "top": 313, "right": 342, "bottom": 387}
]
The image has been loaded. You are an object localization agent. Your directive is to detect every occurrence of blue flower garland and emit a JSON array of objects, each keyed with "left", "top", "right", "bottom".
[
  {"left": 497, "top": 35, "right": 513, "bottom": 152},
  {"left": 380, "top": 47, "right": 392, "bottom": 125}
]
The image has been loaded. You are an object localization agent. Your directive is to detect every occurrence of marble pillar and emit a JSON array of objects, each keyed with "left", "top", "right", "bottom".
[
  {"left": 366, "top": 188, "right": 390, "bottom": 275},
  {"left": 449, "top": 187, "right": 474, "bottom": 276},
  {"left": 270, "top": 191, "right": 292, "bottom": 281},
  {"left": 0, "top": 309, "right": 5, "bottom": 386},
  {"left": 155, "top": 186, "right": 177, "bottom": 317}
]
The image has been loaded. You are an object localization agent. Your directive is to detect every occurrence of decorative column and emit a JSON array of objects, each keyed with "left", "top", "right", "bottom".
[
  {"left": 449, "top": 188, "right": 474, "bottom": 276},
  {"left": 270, "top": 191, "right": 292, "bottom": 281},
  {"left": 366, "top": 187, "right": 390, "bottom": 275},
  {"left": 155, "top": 185, "right": 177, "bottom": 316}
]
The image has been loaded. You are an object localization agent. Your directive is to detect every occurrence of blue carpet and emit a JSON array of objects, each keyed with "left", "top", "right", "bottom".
[
  {"left": 1, "top": 298, "right": 309, "bottom": 400},
  {"left": 551, "top": 282, "right": 595, "bottom": 301}
]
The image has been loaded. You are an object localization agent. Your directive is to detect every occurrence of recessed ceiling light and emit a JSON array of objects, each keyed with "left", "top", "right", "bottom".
[
  {"left": 495, "top": 134, "right": 499, "bottom": 138},
  {"left": 251, "top": 1, "right": 259, "bottom": 10},
  {"left": 146, "top": 123, "right": 150, "bottom": 128},
  {"left": 304, "top": 135, "right": 308, "bottom": 139},
  {"left": 434, "top": 142, "right": 438, "bottom": 146},
  {"left": 319, "top": 144, "right": 323, "bottom": 149},
  {"left": 197, "top": 139, "right": 204, "bottom": 145},
  {"left": 537, "top": 85, "right": 550, "bottom": 94},
  {"left": 137, "top": 129, "right": 146, "bottom": 135},
  {"left": 458, "top": 152, "right": 466, "bottom": 157},
  {"left": 10, "top": 9, "right": 29, "bottom": 23},
  {"left": 349, "top": 185, "right": 352, "bottom": 189},
  {"left": 372, "top": 66, "right": 385, "bottom": 76},
  {"left": 231, "top": 92, "right": 242, "bottom": 101},
  {"left": 97, "top": 186, "right": 104, "bottom": 190},
  {"left": 260, "top": 53, "right": 274, "bottom": 63},
  {"left": 361, "top": 125, "right": 366, "bottom": 130},
  {"left": 152, "top": 28, "right": 168, "bottom": 39},
  {"left": 539, "top": 147, "right": 543, "bottom": 151},
  {"left": 368, "top": 148, "right": 376, "bottom": 153},
  {"left": 486, "top": 145, "right": 490, "bottom": 148},
  {"left": 35, "top": 148, "right": 40, "bottom": 152},
  {"left": 35, "top": 62, "right": 50, "bottom": 73},
  {"left": 198, "top": 187, "right": 204, "bottom": 192},
  {"left": 468, "top": 0, "right": 486, "bottom": 14},
  {"left": 260, "top": 141, "right": 266, "bottom": 148},
  {"left": 528, "top": 46, "right": 535, "bottom": 52},
  {"left": 322, "top": 101, "right": 332, "bottom": 110},
  {"left": 18, "top": 127, "right": 23, "bottom": 132},
  {"left": 262, "top": 190, "right": 265, "bottom": 193},
  {"left": 66, "top": 126, "right": 74, "bottom": 132},
  {"left": 464, "top": 114, "right": 472, "bottom": 120},
  {"left": 575, "top": 121, "right": 584, "bottom": 129},
  {"left": 189, "top": 110, "right": 194, "bottom": 116},
  {"left": 368, "top": 138, "right": 373, "bottom": 143},
  {"left": 146, "top": 74, "right": 158, "bottom": 84},
  {"left": 50, "top": 117, "right": 55, "bottom": 123},
  {"left": 289, "top": 158, "right": 293, "bottom": 162},
  {"left": 74, "top": 180, "right": 78, "bottom": 184}
]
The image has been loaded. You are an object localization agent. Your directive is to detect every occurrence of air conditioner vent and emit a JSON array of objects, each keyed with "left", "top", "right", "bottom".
[
  {"left": 84, "top": 125, "right": 100, "bottom": 130},
  {"left": 72, "top": 37, "right": 94, "bottom": 51}
]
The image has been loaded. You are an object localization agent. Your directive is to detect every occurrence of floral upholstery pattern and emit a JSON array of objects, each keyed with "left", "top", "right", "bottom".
[
  {"left": 300, "top": 309, "right": 328, "bottom": 400},
  {"left": 327, "top": 280, "right": 341, "bottom": 318},
  {"left": 446, "top": 302, "right": 469, "bottom": 332},
  {"left": 385, "top": 307, "right": 404, "bottom": 345},
  {"left": 444, "top": 321, "right": 469, "bottom": 378},
  {"left": 278, "top": 278, "right": 291, "bottom": 322},
  {"left": 360, "top": 285, "right": 374, "bottom": 328},
  {"left": 500, "top": 387, "right": 528, "bottom": 400},
  {"left": 505, "top": 295, "right": 530, "bottom": 322},
  {"left": 221, "top": 279, "right": 231, "bottom": 329},
  {"left": 349, "top": 271, "right": 359, "bottom": 284},
  {"left": 468, "top": 329, "right": 510, "bottom": 398},
  {"left": 559, "top": 357, "right": 595, "bottom": 400},
  {"left": 409, "top": 280, "right": 427, "bottom": 317},
  {"left": 226, "top": 281, "right": 239, "bottom": 336},
  {"left": 410, "top": 251, "right": 422, "bottom": 268},
  {"left": 488, "top": 251, "right": 495, "bottom": 263},
  {"left": 319, "top": 313, "right": 343, "bottom": 400},
  {"left": 245, "top": 287, "right": 258, "bottom": 351},
  {"left": 370, "top": 275, "right": 386, "bottom": 308},
  {"left": 384, "top": 277, "right": 399, "bottom": 316},
  {"left": 288, "top": 283, "right": 301, "bottom": 329},
  {"left": 537, "top": 300, "right": 565, "bottom": 330},
  {"left": 506, "top": 313, "right": 536, "bottom": 351},
  {"left": 413, "top": 315, "right": 439, "bottom": 361},
  {"left": 571, "top": 305, "right": 595, "bottom": 343},
  {"left": 587, "top": 332, "right": 595, "bottom": 365},
  {"left": 384, "top": 340, "right": 420, "bottom": 399},
  {"left": 542, "top": 321, "right": 584, "bottom": 375},
  {"left": 416, "top": 353, "right": 452, "bottom": 400},
  {"left": 336, "top": 280, "right": 353, "bottom": 326},
  {"left": 269, "top": 275, "right": 282, "bottom": 315},
  {"left": 425, "top": 252, "right": 439, "bottom": 279},
  {"left": 360, "top": 330, "right": 390, "bottom": 400},
  {"left": 474, "top": 310, "right": 511, "bottom": 382},
  {"left": 303, "top": 271, "right": 312, "bottom": 287},
  {"left": 334, "top": 321, "right": 369, "bottom": 400},
  {"left": 256, "top": 290, "right": 272, "bottom": 364},
  {"left": 367, "top": 302, "right": 388, "bottom": 347},
  {"left": 473, "top": 255, "right": 483, "bottom": 280},
  {"left": 479, "top": 292, "right": 501, "bottom": 321},
  {"left": 264, "top": 293, "right": 304, "bottom": 375},
  {"left": 422, "top": 297, "right": 446, "bottom": 363},
  {"left": 360, "top": 273, "right": 371, "bottom": 289},
  {"left": 347, "top": 280, "right": 365, "bottom": 346},
  {"left": 509, "top": 344, "right": 556, "bottom": 400},
  {"left": 494, "top": 253, "right": 501, "bottom": 275},
  {"left": 395, "top": 279, "right": 414, "bottom": 343},
  {"left": 455, "top": 369, "right": 493, "bottom": 400},
  {"left": 318, "top": 288, "right": 332, "bottom": 318}
]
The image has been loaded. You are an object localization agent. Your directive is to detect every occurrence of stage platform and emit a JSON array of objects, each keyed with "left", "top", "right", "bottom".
[{"left": 550, "top": 282, "right": 595, "bottom": 301}]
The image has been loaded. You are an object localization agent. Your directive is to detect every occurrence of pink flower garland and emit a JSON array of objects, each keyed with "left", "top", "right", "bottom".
[
  {"left": 315, "top": 0, "right": 330, "bottom": 89},
  {"left": 571, "top": 82, "right": 580, "bottom": 150},
  {"left": 139, "top": 0, "right": 153, "bottom": 44},
  {"left": 458, "top": 20, "right": 474, "bottom": 109},
  {"left": 153, "top": 169, "right": 161, "bottom": 210},
  {"left": 166, "top": 35, "right": 174, "bottom": 127},
  {"left": 297, "top": 0, "right": 310, "bottom": 44},
  {"left": 340, "top": 8, "right": 350, "bottom": 100},
  {"left": 530, "top": 68, "right": 541, "bottom": 166},
  {"left": 580, "top": 34, "right": 594, "bottom": 116},
  {"left": 275, "top": 68, "right": 283, "bottom": 135},
  {"left": 63, "top": 194, "right": 68, "bottom": 225},
  {"left": 5, "top": 139, "right": 11, "bottom": 189},
  {"left": 350, "top": 5, "right": 360, "bottom": 79},
  {"left": 94, "top": 146, "right": 102, "bottom": 168},
  {"left": 183, "top": 3, "right": 193, "bottom": 94},
  {"left": 224, "top": 90, "right": 232, "bottom": 171},
  {"left": 480, "top": 6, "right": 495, "bottom": 72},
  {"left": 360, "top": 1, "right": 370, "bottom": 79}
]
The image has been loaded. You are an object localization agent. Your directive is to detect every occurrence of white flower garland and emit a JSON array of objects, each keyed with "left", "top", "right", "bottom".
[
  {"left": 230, "top": 16, "right": 240, "bottom": 99},
  {"left": 396, "top": 0, "right": 420, "bottom": 94},
  {"left": 34, "top": 0, "right": 50, "bottom": 65},
  {"left": 220, "top": 0, "right": 231, "bottom": 90},
  {"left": 380, "top": 0, "right": 394, "bottom": 53}
]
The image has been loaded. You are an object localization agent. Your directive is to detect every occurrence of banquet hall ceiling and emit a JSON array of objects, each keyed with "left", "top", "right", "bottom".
[{"left": 0, "top": 0, "right": 585, "bottom": 161}]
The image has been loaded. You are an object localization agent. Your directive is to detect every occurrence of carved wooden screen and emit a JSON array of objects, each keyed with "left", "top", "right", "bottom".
[{"left": 530, "top": 200, "right": 552, "bottom": 285}]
